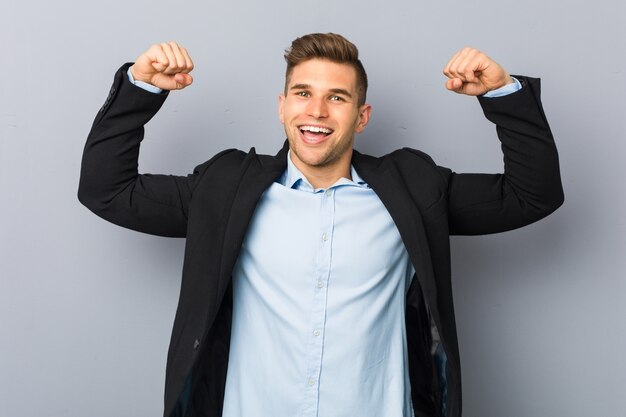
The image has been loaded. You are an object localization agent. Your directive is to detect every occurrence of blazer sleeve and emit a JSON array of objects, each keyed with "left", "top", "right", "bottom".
[
  {"left": 443, "top": 76, "right": 564, "bottom": 235},
  {"left": 77, "top": 64, "right": 222, "bottom": 237}
]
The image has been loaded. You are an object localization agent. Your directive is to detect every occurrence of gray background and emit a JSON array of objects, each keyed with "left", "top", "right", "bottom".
[{"left": 2, "top": 0, "right": 624, "bottom": 416}]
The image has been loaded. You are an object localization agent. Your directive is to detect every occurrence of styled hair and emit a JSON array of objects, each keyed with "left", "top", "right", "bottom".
[{"left": 284, "top": 33, "right": 368, "bottom": 106}]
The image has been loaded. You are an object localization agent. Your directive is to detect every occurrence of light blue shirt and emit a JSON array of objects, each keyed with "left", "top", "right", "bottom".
[{"left": 223, "top": 155, "right": 416, "bottom": 417}]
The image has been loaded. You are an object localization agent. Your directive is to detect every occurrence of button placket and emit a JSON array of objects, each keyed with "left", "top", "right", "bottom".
[{"left": 300, "top": 187, "right": 335, "bottom": 417}]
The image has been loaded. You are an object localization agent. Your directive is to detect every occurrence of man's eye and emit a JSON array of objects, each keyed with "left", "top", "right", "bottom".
[
  {"left": 296, "top": 91, "right": 310, "bottom": 97},
  {"left": 329, "top": 95, "right": 344, "bottom": 102}
]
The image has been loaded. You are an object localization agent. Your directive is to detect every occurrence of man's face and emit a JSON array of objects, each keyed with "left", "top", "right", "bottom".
[{"left": 279, "top": 59, "right": 371, "bottom": 179}]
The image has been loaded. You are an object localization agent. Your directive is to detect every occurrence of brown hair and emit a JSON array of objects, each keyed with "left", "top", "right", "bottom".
[{"left": 284, "top": 33, "right": 368, "bottom": 106}]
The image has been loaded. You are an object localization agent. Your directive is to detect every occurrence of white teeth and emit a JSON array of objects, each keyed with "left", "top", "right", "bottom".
[{"left": 300, "top": 125, "right": 333, "bottom": 134}]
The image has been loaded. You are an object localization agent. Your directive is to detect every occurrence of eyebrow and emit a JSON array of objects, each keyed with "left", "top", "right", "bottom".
[
  {"left": 289, "top": 84, "right": 353, "bottom": 99},
  {"left": 329, "top": 88, "right": 353, "bottom": 98}
]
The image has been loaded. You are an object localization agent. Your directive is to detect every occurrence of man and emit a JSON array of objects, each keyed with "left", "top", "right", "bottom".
[{"left": 78, "top": 33, "right": 563, "bottom": 417}]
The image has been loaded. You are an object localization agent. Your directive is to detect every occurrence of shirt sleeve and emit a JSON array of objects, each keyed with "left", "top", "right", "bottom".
[
  {"left": 127, "top": 66, "right": 164, "bottom": 94},
  {"left": 482, "top": 77, "right": 522, "bottom": 98}
]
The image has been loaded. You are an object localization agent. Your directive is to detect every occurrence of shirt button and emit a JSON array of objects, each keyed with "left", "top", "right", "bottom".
[
  {"left": 325, "top": 189, "right": 332, "bottom": 197},
  {"left": 317, "top": 280, "right": 324, "bottom": 288},
  {"left": 322, "top": 233, "right": 328, "bottom": 242},
  {"left": 308, "top": 378, "right": 316, "bottom": 386},
  {"left": 313, "top": 329, "right": 321, "bottom": 337}
]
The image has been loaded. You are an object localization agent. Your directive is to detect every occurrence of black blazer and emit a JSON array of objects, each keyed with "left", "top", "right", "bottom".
[{"left": 79, "top": 64, "right": 563, "bottom": 417}]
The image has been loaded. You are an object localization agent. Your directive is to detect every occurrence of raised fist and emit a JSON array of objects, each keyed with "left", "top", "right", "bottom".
[
  {"left": 443, "top": 47, "right": 513, "bottom": 96},
  {"left": 130, "top": 42, "right": 194, "bottom": 91}
]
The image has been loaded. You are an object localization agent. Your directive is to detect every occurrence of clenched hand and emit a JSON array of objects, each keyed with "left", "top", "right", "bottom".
[
  {"left": 130, "top": 42, "right": 194, "bottom": 91},
  {"left": 443, "top": 47, "right": 513, "bottom": 96}
]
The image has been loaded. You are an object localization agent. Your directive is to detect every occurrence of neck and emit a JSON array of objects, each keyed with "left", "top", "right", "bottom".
[{"left": 290, "top": 152, "right": 352, "bottom": 189}]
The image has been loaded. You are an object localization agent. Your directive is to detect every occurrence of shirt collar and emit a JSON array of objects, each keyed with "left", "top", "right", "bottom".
[{"left": 280, "top": 151, "right": 369, "bottom": 192}]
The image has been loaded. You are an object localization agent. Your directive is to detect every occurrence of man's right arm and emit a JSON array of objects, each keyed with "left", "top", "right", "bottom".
[{"left": 78, "top": 43, "right": 201, "bottom": 237}]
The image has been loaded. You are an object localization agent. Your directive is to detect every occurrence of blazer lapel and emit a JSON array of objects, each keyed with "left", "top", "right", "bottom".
[
  {"left": 216, "top": 143, "right": 289, "bottom": 298},
  {"left": 352, "top": 151, "right": 439, "bottom": 311}
]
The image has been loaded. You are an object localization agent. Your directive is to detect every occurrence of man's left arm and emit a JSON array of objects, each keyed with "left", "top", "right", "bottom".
[{"left": 441, "top": 48, "right": 564, "bottom": 235}]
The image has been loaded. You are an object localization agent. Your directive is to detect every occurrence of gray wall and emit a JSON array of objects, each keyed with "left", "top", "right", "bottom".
[{"left": 2, "top": 0, "right": 624, "bottom": 416}]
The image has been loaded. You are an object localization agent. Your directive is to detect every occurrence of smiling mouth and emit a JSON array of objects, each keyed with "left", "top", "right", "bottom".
[{"left": 299, "top": 125, "right": 334, "bottom": 143}]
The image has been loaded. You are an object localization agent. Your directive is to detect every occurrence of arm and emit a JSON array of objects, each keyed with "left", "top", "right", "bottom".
[
  {"left": 78, "top": 42, "right": 204, "bottom": 237},
  {"left": 440, "top": 48, "right": 564, "bottom": 235}
]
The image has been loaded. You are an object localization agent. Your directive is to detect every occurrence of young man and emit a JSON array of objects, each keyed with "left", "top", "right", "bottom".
[{"left": 79, "top": 33, "right": 563, "bottom": 417}]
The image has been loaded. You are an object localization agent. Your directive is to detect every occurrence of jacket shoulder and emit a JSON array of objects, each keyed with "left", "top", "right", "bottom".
[
  {"left": 354, "top": 148, "right": 452, "bottom": 213},
  {"left": 389, "top": 147, "right": 451, "bottom": 186},
  {"left": 191, "top": 148, "right": 251, "bottom": 183}
]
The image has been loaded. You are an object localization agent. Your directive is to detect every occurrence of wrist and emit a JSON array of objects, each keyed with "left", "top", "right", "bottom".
[
  {"left": 129, "top": 65, "right": 150, "bottom": 84},
  {"left": 127, "top": 67, "right": 163, "bottom": 94}
]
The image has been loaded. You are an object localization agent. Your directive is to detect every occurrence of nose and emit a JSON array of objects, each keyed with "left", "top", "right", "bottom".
[{"left": 306, "top": 97, "right": 328, "bottom": 119}]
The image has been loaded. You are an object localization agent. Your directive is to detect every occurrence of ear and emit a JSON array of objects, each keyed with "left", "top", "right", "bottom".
[
  {"left": 355, "top": 103, "right": 372, "bottom": 133},
  {"left": 278, "top": 94, "right": 285, "bottom": 124}
]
